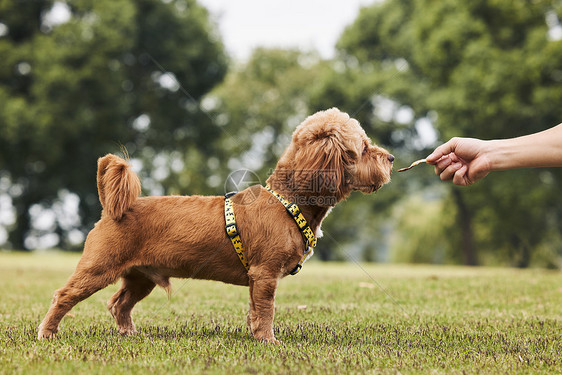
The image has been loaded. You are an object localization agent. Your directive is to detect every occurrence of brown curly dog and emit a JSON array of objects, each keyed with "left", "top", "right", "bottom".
[{"left": 37, "top": 107, "right": 394, "bottom": 343}]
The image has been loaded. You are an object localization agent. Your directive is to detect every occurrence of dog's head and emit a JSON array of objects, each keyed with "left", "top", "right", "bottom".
[{"left": 268, "top": 108, "right": 393, "bottom": 206}]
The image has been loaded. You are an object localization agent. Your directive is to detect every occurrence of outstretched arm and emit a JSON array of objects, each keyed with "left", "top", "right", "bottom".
[{"left": 426, "top": 124, "right": 562, "bottom": 186}]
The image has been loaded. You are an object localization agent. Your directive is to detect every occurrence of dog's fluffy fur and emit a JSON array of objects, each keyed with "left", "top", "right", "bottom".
[{"left": 37, "top": 108, "right": 394, "bottom": 343}]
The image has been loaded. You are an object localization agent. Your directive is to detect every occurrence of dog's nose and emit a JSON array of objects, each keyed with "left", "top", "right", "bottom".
[{"left": 387, "top": 154, "right": 395, "bottom": 163}]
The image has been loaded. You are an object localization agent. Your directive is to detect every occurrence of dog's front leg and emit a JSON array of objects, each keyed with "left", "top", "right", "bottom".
[{"left": 248, "top": 274, "right": 280, "bottom": 344}]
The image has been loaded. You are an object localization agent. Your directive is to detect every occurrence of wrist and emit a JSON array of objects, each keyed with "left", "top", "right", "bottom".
[{"left": 486, "top": 139, "right": 513, "bottom": 171}]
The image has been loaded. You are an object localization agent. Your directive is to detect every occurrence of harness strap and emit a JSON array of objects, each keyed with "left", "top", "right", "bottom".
[
  {"left": 224, "top": 192, "right": 249, "bottom": 271},
  {"left": 265, "top": 185, "right": 316, "bottom": 275},
  {"left": 224, "top": 188, "right": 317, "bottom": 276}
]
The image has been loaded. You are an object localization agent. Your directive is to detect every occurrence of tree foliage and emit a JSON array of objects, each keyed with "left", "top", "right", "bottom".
[
  {"left": 0, "top": 0, "right": 227, "bottom": 249},
  {"left": 338, "top": 0, "right": 562, "bottom": 266}
]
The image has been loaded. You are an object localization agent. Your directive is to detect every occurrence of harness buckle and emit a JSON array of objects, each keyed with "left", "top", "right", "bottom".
[
  {"left": 225, "top": 191, "right": 237, "bottom": 199},
  {"left": 289, "top": 264, "right": 302, "bottom": 275}
]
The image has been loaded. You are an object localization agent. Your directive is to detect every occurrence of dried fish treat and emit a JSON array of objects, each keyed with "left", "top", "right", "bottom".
[{"left": 397, "top": 158, "right": 427, "bottom": 172}]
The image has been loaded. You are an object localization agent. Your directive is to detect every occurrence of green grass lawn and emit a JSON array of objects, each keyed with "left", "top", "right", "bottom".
[{"left": 1, "top": 251, "right": 561, "bottom": 374}]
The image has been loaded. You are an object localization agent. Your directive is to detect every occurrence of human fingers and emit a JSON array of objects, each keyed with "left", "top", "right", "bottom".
[
  {"left": 452, "top": 165, "right": 470, "bottom": 186},
  {"left": 434, "top": 155, "right": 452, "bottom": 175},
  {"left": 438, "top": 162, "right": 463, "bottom": 181},
  {"left": 426, "top": 138, "right": 460, "bottom": 164},
  {"left": 433, "top": 154, "right": 461, "bottom": 175}
]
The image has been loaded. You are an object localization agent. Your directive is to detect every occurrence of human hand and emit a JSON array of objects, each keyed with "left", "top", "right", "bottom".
[{"left": 426, "top": 137, "right": 492, "bottom": 186}]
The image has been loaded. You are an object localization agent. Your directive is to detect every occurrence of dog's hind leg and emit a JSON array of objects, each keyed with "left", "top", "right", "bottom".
[
  {"left": 107, "top": 269, "right": 156, "bottom": 335},
  {"left": 248, "top": 273, "right": 280, "bottom": 344},
  {"left": 37, "top": 262, "right": 122, "bottom": 339}
]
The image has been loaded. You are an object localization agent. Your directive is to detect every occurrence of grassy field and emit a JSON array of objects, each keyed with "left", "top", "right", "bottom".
[{"left": 1, "top": 251, "right": 562, "bottom": 374}]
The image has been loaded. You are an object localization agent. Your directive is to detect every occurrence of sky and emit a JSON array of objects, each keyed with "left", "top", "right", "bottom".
[
  {"left": 40, "top": 0, "right": 377, "bottom": 60},
  {"left": 43, "top": 0, "right": 562, "bottom": 61},
  {"left": 198, "top": 0, "right": 376, "bottom": 60}
]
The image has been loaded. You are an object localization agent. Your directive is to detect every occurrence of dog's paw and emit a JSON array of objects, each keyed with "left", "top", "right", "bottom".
[
  {"left": 257, "top": 336, "right": 282, "bottom": 345},
  {"left": 37, "top": 326, "right": 57, "bottom": 340},
  {"left": 118, "top": 327, "right": 138, "bottom": 336}
]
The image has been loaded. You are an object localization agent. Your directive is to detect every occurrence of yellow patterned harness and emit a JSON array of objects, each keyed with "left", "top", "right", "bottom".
[
  {"left": 224, "top": 193, "right": 249, "bottom": 270},
  {"left": 224, "top": 187, "right": 317, "bottom": 275}
]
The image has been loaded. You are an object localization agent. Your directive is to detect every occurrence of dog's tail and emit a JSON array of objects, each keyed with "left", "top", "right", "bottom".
[{"left": 97, "top": 154, "right": 141, "bottom": 221}]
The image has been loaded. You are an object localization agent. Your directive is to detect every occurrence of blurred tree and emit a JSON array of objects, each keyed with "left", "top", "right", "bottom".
[
  {"left": 209, "top": 48, "right": 329, "bottom": 171},
  {"left": 0, "top": 0, "right": 227, "bottom": 249},
  {"left": 338, "top": 0, "right": 562, "bottom": 266}
]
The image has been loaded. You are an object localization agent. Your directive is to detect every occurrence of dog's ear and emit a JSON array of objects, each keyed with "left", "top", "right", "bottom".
[{"left": 291, "top": 132, "right": 352, "bottom": 204}]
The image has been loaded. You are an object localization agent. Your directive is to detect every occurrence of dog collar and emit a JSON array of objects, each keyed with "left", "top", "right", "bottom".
[{"left": 265, "top": 185, "right": 316, "bottom": 275}]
